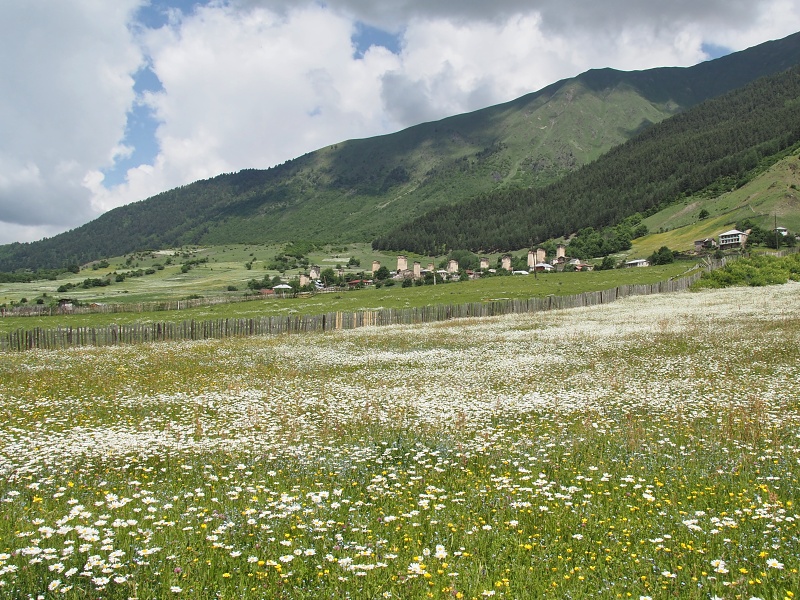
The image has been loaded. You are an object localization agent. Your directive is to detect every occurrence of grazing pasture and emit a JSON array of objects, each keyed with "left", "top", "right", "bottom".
[{"left": 1, "top": 283, "right": 798, "bottom": 599}]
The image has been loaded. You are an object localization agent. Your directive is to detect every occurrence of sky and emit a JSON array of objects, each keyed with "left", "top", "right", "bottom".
[{"left": 1, "top": 1, "right": 799, "bottom": 246}]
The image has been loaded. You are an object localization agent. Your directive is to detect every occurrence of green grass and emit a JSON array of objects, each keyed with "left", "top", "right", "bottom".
[
  {"left": 631, "top": 151, "right": 800, "bottom": 256},
  {"left": 0, "top": 262, "right": 695, "bottom": 333}
]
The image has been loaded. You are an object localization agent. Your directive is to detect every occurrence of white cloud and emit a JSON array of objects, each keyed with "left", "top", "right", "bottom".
[
  {"left": 93, "top": 2, "right": 402, "bottom": 214},
  {"left": 1, "top": 0, "right": 800, "bottom": 246},
  {"left": 0, "top": 0, "right": 144, "bottom": 236}
]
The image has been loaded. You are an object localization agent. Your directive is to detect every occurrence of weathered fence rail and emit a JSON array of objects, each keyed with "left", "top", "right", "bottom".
[{"left": 0, "top": 271, "right": 706, "bottom": 352}]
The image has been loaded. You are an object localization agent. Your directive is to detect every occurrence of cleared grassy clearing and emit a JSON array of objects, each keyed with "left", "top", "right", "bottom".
[{"left": 0, "top": 283, "right": 798, "bottom": 598}]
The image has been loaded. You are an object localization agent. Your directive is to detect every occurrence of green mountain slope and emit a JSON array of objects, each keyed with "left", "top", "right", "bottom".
[
  {"left": 2, "top": 32, "right": 800, "bottom": 271},
  {"left": 629, "top": 151, "right": 800, "bottom": 257},
  {"left": 374, "top": 65, "right": 800, "bottom": 254}
]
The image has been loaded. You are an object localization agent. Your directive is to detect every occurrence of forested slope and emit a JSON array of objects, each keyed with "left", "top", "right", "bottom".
[{"left": 373, "top": 66, "right": 800, "bottom": 254}]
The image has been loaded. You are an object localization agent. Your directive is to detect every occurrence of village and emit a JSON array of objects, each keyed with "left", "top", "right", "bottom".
[
  {"left": 292, "top": 245, "right": 586, "bottom": 293},
  {"left": 289, "top": 226, "right": 787, "bottom": 293}
]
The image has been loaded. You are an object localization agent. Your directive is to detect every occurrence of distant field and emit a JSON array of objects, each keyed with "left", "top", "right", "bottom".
[
  {"left": 0, "top": 262, "right": 696, "bottom": 333},
  {"left": 0, "top": 243, "right": 465, "bottom": 307}
]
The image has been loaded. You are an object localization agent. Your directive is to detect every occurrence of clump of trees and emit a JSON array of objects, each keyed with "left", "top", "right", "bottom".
[
  {"left": 648, "top": 246, "right": 675, "bottom": 265},
  {"left": 566, "top": 215, "right": 648, "bottom": 260},
  {"left": 246, "top": 274, "right": 285, "bottom": 291},
  {"left": 737, "top": 219, "right": 796, "bottom": 250}
]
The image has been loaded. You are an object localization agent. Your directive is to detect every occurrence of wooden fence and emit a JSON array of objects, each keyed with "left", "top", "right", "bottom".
[{"left": 0, "top": 271, "right": 704, "bottom": 352}]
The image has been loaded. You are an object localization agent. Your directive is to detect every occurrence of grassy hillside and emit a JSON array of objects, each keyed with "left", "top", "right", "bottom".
[
  {"left": 628, "top": 150, "right": 800, "bottom": 257},
  {"left": 1, "top": 32, "right": 799, "bottom": 272}
]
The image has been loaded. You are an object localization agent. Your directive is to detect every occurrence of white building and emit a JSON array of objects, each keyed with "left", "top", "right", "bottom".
[
  {"left": 718, "top": 229, "right": 748, "bottom": 249},
  {"left": 625, "top": 259, "right": 650, "bottom": 268}
]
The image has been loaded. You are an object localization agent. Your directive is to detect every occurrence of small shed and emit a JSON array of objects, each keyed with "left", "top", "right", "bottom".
[
  {"left": 625, "top": 259, "right": 650, "bottom": 268},
  {"left": 273, "top": 284, "right": 292, "bottom": 297},
  {"left": 694, "top": 238, "right": 717, "bottom": 252}
]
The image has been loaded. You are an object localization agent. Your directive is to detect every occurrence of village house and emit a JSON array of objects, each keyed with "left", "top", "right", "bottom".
[
  {"left": 694, "top": 238, "right": 717, "bottom": 252},
  {"left": 568, "top": 258, "right": 593, "bottom": 271},
  {"left": 718, "top": 229, "right": 748, "bottom": 249}
]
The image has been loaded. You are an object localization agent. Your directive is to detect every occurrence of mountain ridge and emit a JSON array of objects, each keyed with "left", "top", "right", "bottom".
[{"left": 2, "top": 31, "right": 800, "bottom": 271}]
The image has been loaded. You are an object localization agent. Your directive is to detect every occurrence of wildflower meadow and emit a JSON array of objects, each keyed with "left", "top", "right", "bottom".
[{"left": 1, "top": 283, "right": 799, "bottom": 599}]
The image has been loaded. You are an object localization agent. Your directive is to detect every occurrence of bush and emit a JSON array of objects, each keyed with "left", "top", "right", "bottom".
[
  {"left": 597, "top": 256, "right": 616, "bottom": 271},
  {"left": 648, "top": 246, "right": 675, "bottom": 265},
  {"left": 374, "top": 266, "right": 390, "bottom": 281},
  {"left": 694, "top": 254, "right": 800, "bottom": 289}
]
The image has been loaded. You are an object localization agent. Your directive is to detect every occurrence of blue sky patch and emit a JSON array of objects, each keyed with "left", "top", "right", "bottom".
[
  {"left": 102, "top": 102, "right": 161, "bottom": 187},
  {"left": 352, "top": 22, "right": 402, "bottom": 59},
  {"left": 701, "top": 42, "right": 732, "bottom": 60},
  {"left": 102, "top": 63, "right": 164, "bottom": 187},
  {"left": 135, "top": 0, "right": 203, "bottom": 29}
]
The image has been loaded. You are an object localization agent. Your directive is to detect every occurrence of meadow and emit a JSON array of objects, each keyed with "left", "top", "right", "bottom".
[
  {"left": 0, "top": 260, "right": 693, "bottom": 333},
  {"left": 1, "top": 282, "right": 798, "bottom": 599}
]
